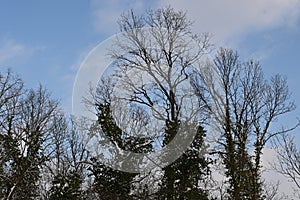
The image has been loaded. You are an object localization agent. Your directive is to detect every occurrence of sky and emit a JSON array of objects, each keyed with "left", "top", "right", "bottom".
[{"left": 1, "top": 0, "right": 300, "bottom": 196}]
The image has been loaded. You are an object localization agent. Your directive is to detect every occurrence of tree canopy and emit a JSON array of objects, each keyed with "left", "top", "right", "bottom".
[{"left": 0, "top": 6, "right": 299, "bottom": 200}]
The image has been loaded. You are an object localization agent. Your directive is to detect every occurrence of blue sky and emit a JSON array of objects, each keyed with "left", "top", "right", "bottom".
[
  {"left": 1, "top": 0, "right": 300, "bottom": 195},
  {"left": 1, "top": 0, "right": 300, "bottom": 130},
  {"left": 1, "top": 0, "right": 300, "bottom": 129},
  {"left": 0, "top": 0, "right": 298, "bottom": 105}
]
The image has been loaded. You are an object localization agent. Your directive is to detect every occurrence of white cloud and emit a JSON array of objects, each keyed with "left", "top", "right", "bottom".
[
  {"left": 262, "top": 147, "right": 297, "bottom": 198},
  {"left": 159, "top": 0, "right": 300, "bottom": 45},
  {"left": 0, "top": 38, "right": 25, "bottom": 65},
  {"left": 0, "top": 37, "right": 45, "bottom": 67},
  {"left": 89, "top": 0, "right": 300, "bottom": 59},
  {"left": 86, "top": 0, "right": 300, "bottom": 196}
]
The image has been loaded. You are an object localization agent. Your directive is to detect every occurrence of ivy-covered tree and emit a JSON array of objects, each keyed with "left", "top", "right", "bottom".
[
  {"left": 203, "top": 48, "right": 296, "bottom": 199},
  {"left": 158, "top": 126, "right": 210, "bottom": 199},
  {"left": 49, "top": 170, "right": 82, "bottom": 200},
  {"left": 0, "top": 70, "right": 64, "bottom": 199},
  {"left": 87, "top": 78, "right": 153, "bottom": 199},
  {"left": 87, "top": 6, "right": 211, "bottom": 199}
]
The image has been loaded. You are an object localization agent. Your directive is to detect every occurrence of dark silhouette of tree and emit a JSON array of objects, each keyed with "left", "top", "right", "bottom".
[
  {"left": 49, "top": 170, "right": 82, "bottom": 200},
  {"left": 87, "top": 6, "right": 212, "bottom": 199},
  {"left": 203, "top": 48, "right": 296, "bottom": 199},
  {"left": 0, "top": 70, "right": 90, "bottom": 199},
  {"left": 273, "top": 134, "right": 300, "bottom": 198},
  {"left": 87, "top": 77, "right": 153, "bottom": 199},
  {"left": 0, "top": 70, "right": 63, "bottom": 199},
  {"left": 46, "top": 118, "right": 89, "bottom": 200},
  {"left": 0, "top": 6, "right": 296, "bottom": 200},
  {"left": 158, "top": 126, "right": 210, "bottom": 200}
]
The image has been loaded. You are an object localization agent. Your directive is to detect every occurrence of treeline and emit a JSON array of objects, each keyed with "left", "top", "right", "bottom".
[{"left": 0, "top": 7, "right": 299, "bottom": 200}]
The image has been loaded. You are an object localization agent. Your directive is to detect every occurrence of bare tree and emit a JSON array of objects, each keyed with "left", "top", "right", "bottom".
[
  {"left": 85, "top": 7, "right": 213, "bottom": 199},
  {"left": 111, "top": 5, "right": 211, "bottom": 161},
  {"left": 0, "top": 70, "right": 87, "bottom": 199},
  {"left": 37, "top": 112, "right": 69, "bottom": 198},
  {"left": 202, "top": 48, "right": 296, "bottom": 199},
  {"left": 273, "top": 134, "right": 300, "bottom": 198},
  {"left": 115, "top": 7, "right": 212, "bottom": 197},
  {"left": 0, "top": 70, "right": 24, "bottom": 199},
  {"left": 38, "top": 115, "right": 90, "bottom": 199},
  {"left": 262, "top": 181, "right": 290, "bottom": 200},
  {"left": 0, "top": 80, "right": 63, "bottom": 199}
]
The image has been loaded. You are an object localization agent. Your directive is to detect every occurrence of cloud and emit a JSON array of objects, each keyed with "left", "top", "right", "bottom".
[
  {"left": 0, "top": 37, "right": 45, "bottom": 67},
  {"left": 90, "top": 0, "right": 300, "bottom": 57},
  {"left": 262, "top": 147, "right": 297, "bottom": 198},
  {"left": 0, "top": 38, "right": 25, "bottom": 65},
  {"left": 159, "top": 0, "right": 300, "bottom": 44}
]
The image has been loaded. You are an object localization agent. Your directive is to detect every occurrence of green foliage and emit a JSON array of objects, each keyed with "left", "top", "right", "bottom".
[
  {"left": 90, "top": 159, "right": 135, "bottom": 200},
  {"left": 158, "top": 124, "right": 210, "bottom": 199},
  {"left": 0, "top": 6, "right": 296, "bottom": 199},
  {"left": 0, "top": 71, "right": 60, "bottom": 199},
  {"left": 90, "top": 103, "right": 144, "bottom": 199},
  {"left": 49, "top": 171, "right": 82, "bottom": 200}
]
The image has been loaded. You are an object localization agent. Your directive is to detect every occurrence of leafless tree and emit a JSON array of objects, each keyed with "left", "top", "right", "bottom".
[
  {"left": 109, "top": 5, "right": 211, "bottom": 161},
  {"left": 262, "top": 181, "right": 289, "bottom": 200},
  {"left": 38, "top": 115, "right": 91, "bottom": 199},
  {"left": 85, "top": 7, "right": 213, "bottom": 198},
  {"left": 0, "top": 79, "right": 63, "bottom": 199},
  {"left": 0, "top": 70, "right": 24, "bottom": 199},
  {"left": 202, "top": 48, "right": 296, "bottom": 199},
  {"left": 37, "top": 112, "right": 68, "bottom": 198},
  {"left": 273, "top": 133, "right": 300, "bottom": 198}
]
